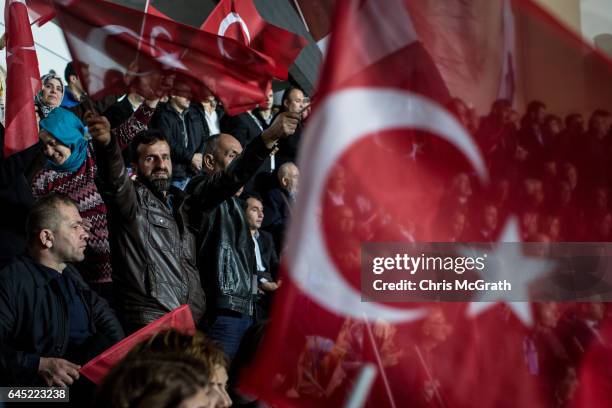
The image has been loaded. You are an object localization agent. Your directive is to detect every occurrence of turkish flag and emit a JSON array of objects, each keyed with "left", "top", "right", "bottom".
[
  {"left": 293, "top": 0, "right": 334, "bottom": 43},
  {"left": 80, "top": 305, "right": 196, "bottom": 385},
  {"left": 201, "top": 0, "right": 307, "bottom": 80},
  {"left": 3, "top": 0, "right": 41, "bottom": 158},
  {"left": 25, "top": 0, "right": 56, "bottom": 26},
  {"left": 240, "top": 0, "right": 612, "bottom": 407},
  {"left": 145, "top": 3, "right": 170, "bottom": 20},
  {"left": 51, "top": 0, "right": 276, "bottom": 115}
]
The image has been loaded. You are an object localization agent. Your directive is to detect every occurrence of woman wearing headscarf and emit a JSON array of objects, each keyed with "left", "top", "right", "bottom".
[
  {"left": 31, "top": 98, "right": 158, "bottom": 301},
  {"left": 34, "top": 73, "right": 64, "bottom": 119}
]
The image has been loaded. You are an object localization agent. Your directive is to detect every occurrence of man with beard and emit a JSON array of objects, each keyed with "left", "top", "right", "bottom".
[
  {"left": 89, "top": 110, "right": 298, "bottom": 333},
  {"left": 90, "top": 124, "right": 206, "bottom": 333}
]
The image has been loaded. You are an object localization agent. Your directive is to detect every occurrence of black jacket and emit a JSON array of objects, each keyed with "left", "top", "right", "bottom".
[
  {"left": 255, "top": 229, "right": 279, "bottom": 282},
  {"left": 220, "top": 112, "right": 276, "bottom": 194},
  {"left": 103, "top": 96, "right": 136, "bottom": 129},
  {"left": 94, "top": 136, "right": 206, "bottom": 330},
  {"left": 262, "top": 188, "right": 293, "bottom": 254},
  {"left": 190, "top": 102, "right": 220, "bottom": 139},
  {"left": 151, "top": 103, "right": 207, "bottom": 181},
  {"left": 0, "top": 126, "right": 44, "bottom": 268},
  {"left": 186, "top": 136, "right": 274, "bottom": 316},
  {"left": 254, "top": 229, "right": 279, "bottom": 321},
  {"left": 220, "top": 112, "right": 263, "bottom": 148},
  {"left": 0, "top": 256, "right": 124, "bottom": 385}
]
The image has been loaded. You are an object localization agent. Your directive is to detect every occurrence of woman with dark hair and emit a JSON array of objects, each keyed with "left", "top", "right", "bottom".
[
  {"left": 127, "top": 329, "right": 232, "bottom": 408},
  {"left": 31, "top": 99, "right": 157, "bottom": 300},
  {"left": 95, "top": 352, "right": 213, "bottom": 408}
]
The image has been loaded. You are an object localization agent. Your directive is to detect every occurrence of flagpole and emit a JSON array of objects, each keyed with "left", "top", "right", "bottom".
[
  {"left": 362, "top": 316, "right": 397, "bottom": 408},
  {"left": 414, "top": 345, "right": 447, "bottom": 408},
  {"left": 343, "top": 363, "right": 377, "bottom": 408},
  {"left": 291, "top": 0, "right": 310, "bottom": 33},
  {"left": 137, "top": 0, "right": 152, "bottom": 52}
]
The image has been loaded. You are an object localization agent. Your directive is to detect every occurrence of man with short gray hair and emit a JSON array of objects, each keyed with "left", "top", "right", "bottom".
[{"left": 263, "top": 161, "right": 299, "bottom": 253}]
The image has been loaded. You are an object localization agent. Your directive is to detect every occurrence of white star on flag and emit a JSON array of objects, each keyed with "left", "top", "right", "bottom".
[{"left": 463, "top": 217, "right": 555, "bottom": 326}]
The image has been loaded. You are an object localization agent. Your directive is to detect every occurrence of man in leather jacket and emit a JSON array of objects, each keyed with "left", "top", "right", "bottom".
[
  {"left": 0, "top": 193, "right": 124, "bottom": 387},
  {"left": 186, "top": 121, "right": 298, "bottom": 360},
  {"left": 89, "top": 110, "right": 299, "bottom": 335}
]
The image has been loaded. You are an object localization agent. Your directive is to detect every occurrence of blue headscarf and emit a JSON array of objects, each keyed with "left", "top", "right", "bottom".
[{"left": 39, "top": 108, "right": 88, "bottom": 173}]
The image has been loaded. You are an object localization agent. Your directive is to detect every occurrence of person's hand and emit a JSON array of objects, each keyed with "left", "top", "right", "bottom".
[
  {"left": 260, "top": 281, "right": 279, "bottom": 292},
  {"left": 191, "top": 153, "right": 203, "bottom": 172},
  {"left": 145, "top": 98, "right": 160, "bottom": 109},
  {"left": 261, "top": 112, "right": 300, "bottom": 148},
  {"left": 38, "top": 357, "right": 80, "bottom": 387},
  {"left": 85, "top": 112, "right": 112, "bottom": 146}
]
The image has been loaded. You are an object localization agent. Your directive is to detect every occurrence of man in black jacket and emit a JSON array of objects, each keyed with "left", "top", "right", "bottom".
[
  {"left": 90, "top": 109, "right": 298, "bottom": 339},
  {"left": 186, "top": 114, "right": 299, "bottom": 360},
  {"left": 151, "top": 96, "right": 208, "bottom": 190},
  {"left": 0, "top": 193, "right": 124, "bottom": 387},
  {"left": 243, "top": 194, "right": 280, "bottom": 322}
]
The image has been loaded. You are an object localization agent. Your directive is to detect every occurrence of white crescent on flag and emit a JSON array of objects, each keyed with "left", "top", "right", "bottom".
[
  {"left": 287, "top": 87, "right": 488, "bottom": 323},
  {"left": 216, "top": 12, "right": 251, "bottom": 60}
]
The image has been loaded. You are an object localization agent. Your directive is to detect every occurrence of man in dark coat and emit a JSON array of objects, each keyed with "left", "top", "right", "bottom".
[
  {"left": 151, "top": 96, "right": 208, "bottom": 190},
  {"left": 0, "top": 193, "right": 124, "bottom": 387}
]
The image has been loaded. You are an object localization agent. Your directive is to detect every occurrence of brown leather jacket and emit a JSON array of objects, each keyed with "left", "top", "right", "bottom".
[{"left": 94, "top": 137, "right": 205, "bottom": 330}]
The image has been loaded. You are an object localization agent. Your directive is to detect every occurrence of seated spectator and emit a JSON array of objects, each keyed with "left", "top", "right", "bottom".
[
  {"left": 0, "top": 194, "right": 124, "bottom": 387},
  {"left": 92, "top": 128, "right": 206, "bottom": 332},
  {"left": 263, "top": 162, "right": 299, "bottom": 253},
  {"left": 151, "top": 96, "right": 208, "bottom": 190},
  {"left": 243, "top": 194, "right": 280, "bottom": 322},
  {"left": 34, "top": 73, "right": 64, "bottom": 119},
  {"left": 32, "top": 103, "right": 156, "bottom": 301}
]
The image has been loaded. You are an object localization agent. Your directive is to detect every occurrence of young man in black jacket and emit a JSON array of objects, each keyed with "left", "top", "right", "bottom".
[
  {"left": 0, "top": 193, "right": 124, "bottom": 387},
  {"left": 151, "top": 96, "right": 208, "bottom": 190}
]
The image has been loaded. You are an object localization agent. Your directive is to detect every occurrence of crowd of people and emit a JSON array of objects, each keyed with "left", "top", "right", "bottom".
[
  {"left": 0, "top": 60, "right": 306, "bottom": 406},
  {"left": 0, "top": 55, "right": 611, "bottom": 407}
]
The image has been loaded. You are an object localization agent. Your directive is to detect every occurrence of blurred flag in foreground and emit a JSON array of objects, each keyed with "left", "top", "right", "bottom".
[
  {"left": 3, "top": 0, "right": 40, "bottom": 157},
  {"left": 202, "top": 0, "right": 307, "bottom": 80},
  {"left": 242, "top": 0, "right": 612, "bottom": 407},
  {"left": 51, "top": 0, "right": 276, "bottom": 115},
  {"left": 81, "top": 305, "right": 195, "bottom": 385}
]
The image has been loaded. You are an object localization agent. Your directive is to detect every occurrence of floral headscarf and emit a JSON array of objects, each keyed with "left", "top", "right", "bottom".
[{"left": 34, "top": 73, "right": 65, "bottom": 119}]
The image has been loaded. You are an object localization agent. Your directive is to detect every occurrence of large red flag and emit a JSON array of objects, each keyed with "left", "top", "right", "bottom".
[
  {"left": 25, "top": 0, "right": 56, "bottom": 26},
  {"left": 3, "top": 0, "right": 41, "bottom": 158},
  {"left": 51, "top": 0, "right": 276, "bottom": 115},
  {"left": 201, "top": 0, "right": 307, "bottom": 80},
  {"left": 241, "top": 0, "right": 612, "bottom": 407},
  {"left": 80, "top": 305, "right": 196, "bottom": 385}
]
